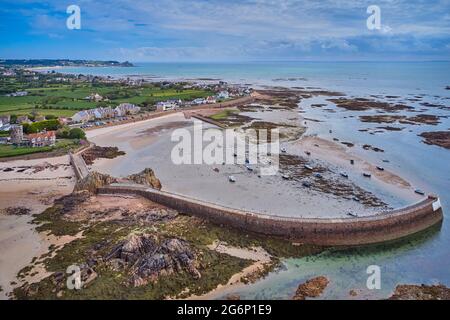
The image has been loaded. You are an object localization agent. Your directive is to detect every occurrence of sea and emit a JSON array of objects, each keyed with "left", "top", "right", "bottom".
[{"left": 57, "top": 61, "right": 450, "bottom": 299}]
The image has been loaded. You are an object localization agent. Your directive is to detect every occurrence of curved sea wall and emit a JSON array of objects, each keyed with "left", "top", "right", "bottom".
[{"left": 98, "top": 185, "right": 444, "bottom": 246}]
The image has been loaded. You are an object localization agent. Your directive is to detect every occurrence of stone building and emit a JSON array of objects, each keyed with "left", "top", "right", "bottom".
[{"left": 10, "top": 125, "right": 24, "bottom": 144}]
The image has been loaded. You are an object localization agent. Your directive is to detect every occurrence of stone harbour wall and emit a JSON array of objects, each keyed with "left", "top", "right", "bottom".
[{"left": 98, "top": 185, "right": 444, "bottom": 246}]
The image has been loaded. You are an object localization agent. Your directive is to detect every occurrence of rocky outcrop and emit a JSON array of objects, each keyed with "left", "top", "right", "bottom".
[
  {"left": 74, "top": 171, "right": 118, "bottom": 194},
  {"left": 106, "top": 234, "right": 200, "bottom": 287},
  {"left": 126, "top": 168, "right": 162, "bottom": 190},
  {"left": 82, "top": 146, "right": 126, "bottom": 165},
  {"left": 419, "top": 131, "right": 450, "bottom": 150},
  {"left": 293, "top": 276, "right": 329, "bottom": 300},
  {"left": 389, "top": 284, "right": 450, "bottom": 300}
]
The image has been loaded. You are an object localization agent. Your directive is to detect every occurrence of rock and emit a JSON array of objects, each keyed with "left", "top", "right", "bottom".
[
  {"left": 54, "top": 191, "right": 91, "bottom": 214},
  {"left": 3, "top": 207, "right": 31, "bottom": 216},
  {"left": 81, "top": 146, "right": 126, "bottom": 165},
  {"left": 106, "top": 234, "right": 200, "bottom": 287},
  {"left": 349, "top": 289, "right": 358, "bottom": 297},
  {"left": 293, "top": 276, "right": 329, "bottom": 300},
  {"left": 74, "top": 171, "right": 118, "bottom": 194},
  {"left": 389, "top": 284, "right": 450, "bottom": 300},
  {"left": 126, "top": 168, "right": 162, "bottom": 190}
]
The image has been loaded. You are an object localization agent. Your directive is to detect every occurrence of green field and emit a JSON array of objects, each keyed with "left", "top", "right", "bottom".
[
  {"left": 0, "top": 139, "right": 78, "bottom": 158},
  {"left": 0, "top": 83, "right": 213, "bottom": 117}
]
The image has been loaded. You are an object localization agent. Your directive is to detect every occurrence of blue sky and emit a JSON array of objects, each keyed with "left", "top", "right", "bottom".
[{"left": 1, "top": 0, "right": 449, "bottom": 62}]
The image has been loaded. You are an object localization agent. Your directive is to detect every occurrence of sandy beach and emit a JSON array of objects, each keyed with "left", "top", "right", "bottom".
[{"left": 0, "top": 155, "right": 76, "bottom": 299}]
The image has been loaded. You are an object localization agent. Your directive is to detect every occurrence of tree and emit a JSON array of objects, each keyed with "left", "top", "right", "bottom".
[{"left": 68, "top": 128, "right": 86, "bottom": 140}]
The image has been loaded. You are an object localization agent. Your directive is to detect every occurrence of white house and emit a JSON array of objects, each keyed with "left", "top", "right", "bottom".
[
  {"left": 217, "top": 91, "right": 229, "bottom": 100},
  {"left": 72, "top": 110, "right": 92, "bottom": 123},
  {"left": 115, "top": 103, "right": 141, "bottom": 117}
]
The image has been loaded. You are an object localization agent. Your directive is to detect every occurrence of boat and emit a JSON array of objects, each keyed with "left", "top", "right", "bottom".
[
  {"left": 415, "top": 189, "right": 425, "bottom": 196},
  {"left": 302, "top": 181, "right": 312, "bottom": 188},
  {"left": 228, "top": 176, "right": 236, "bottom": 183},
  {"left": 340, "top": 172, "right": 349, "bottom": 178},
  {"left": 313, "top": 173, "right": 323, "bottom": 179},
  {"left": 305, "top": 151, "right": 311, "bottom": 156},
  {"left": 245, "top": 165, "right": 254, "bottom": 171},
  {"left": 347, "top": 212, "right": 358, "bottom": 217},
  {"left": 376, "top": 166, "right": 385, "bottom": 171},
  {"left": 304, "top": 165, "right": 314, "bottom": 170},
  {"left": 282, "top": 174, "right": 291, "bottom": 180},
  {"left": 281, "top": 147, "right": 287, "bottom": 153},
  {"left": 363, "top": 173, "right": 372, "bottom": 178}
]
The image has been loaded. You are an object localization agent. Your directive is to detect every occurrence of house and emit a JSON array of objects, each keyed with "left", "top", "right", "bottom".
[
  {"left": 93, "top": 107, "right": 114, "bottom": 119},
  {"left": 205, "top": 96, "right": 217, "bottom": 104},
  {"left": 85, "top": 93, "right": 104, "bottom": 102},
  {"left": 217, "top": 91, "right": 229, "bottom": 100},
  {"left": 27, "top": 131, "right": 56, "bottom": 147},
  {"left": 71, "top": 110, "right": 92, "bottom": 123},
  {"left": 156, "top": 100, "right": 181, "bottom": 111},
  {"left": 6, "top": 91, "right": 28, "bottom": 97},
  {"left": 0, "top": 115, "right": 11, "bottom": 125},
  {"left": 192, "top": 98, "right": 206, "bottom": 105},
  {"left": 17, "top": 115, "right": 32, "bottom": 124},
  {"left": 114, "top": 103, "right": 141, "bottom": 117}
]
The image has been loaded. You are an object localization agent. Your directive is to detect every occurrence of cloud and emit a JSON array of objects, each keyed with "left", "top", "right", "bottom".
[{"left": 1, "top": 0, "right": 449, "bottom": 60}]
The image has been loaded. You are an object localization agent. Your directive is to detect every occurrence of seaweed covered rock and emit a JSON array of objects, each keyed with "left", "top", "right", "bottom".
[
  {"left": 389, "top": 284, "right": 450, "bottom": 300},
  {"left": 126, "top": 168, "right": 162, "bottom": 190},
  {"left": 106, "top": 234, "right": 200, "bottom": 287},
  {"left": 74, "top": 171, "right": 118, "bottom": 194},
  {"left": 293, "top": 276, "right": 329, "bottom": 300},
  {"left": 54, "top": 190, "right": 91, "bottom": 214},
  {"left": 82, "top": 146, "right": 125, "bottom": 165}
]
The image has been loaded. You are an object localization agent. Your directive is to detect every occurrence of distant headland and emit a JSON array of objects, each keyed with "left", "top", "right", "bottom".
[{"left": 0, "top": 59, "right": 134, "bottom": 68}]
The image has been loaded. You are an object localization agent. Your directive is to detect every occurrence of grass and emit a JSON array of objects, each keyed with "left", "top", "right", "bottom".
[
  {"left": 209, "top": 109, "right": 237, "bottom": 121},
  {"left": 0, "top": 139, "right": 79, "bottom": 158},
  {"left": 0, "top": 83, "right": 213, "bottom": 117}
]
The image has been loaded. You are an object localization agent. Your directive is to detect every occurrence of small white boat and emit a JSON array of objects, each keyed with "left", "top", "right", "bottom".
[
  {"left": 281, "top": 148, "right": 287, "bottom": 153},
  {"left": 376, "top": 166, "right": 385, "bottom": 171},
  {"left": 282, "top": 174, "right": 291, "bottom": 180},
  {"left": 245, "top": 165, "right": 254, "bottom": 171},
  {"left": 347, "top": 212, "right": 358, "bottom": 217},
  {"left": 363, "top": 173, "right": 372, "bottom": 178},
  {"left": 228, "top": 176, "right": 236, "bottom": 183},
  {"left": 304, "top": 165, "right": 314, "bottom": 170},
  {"left": 340, "top": 172, "right": 349, "bottom": 178}
]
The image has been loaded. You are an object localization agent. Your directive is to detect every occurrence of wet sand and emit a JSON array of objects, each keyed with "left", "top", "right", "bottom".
[
  {"left": 0, "top": 155, "right": 76, "bottom": 299},
  {"left": 87, "top": 109, "right": 416, "bottom": 218}
]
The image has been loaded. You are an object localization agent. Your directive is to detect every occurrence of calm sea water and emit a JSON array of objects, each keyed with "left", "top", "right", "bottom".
[{"left": 61, "top": 61, "right": 450, "bottom": 299}]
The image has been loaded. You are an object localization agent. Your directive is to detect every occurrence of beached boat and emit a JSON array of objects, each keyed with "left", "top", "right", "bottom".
[
  {"left": 340, "top": 172, "right": 349, "bottom": 178},
  {"left": 363, "top": 173, "right": 372, "bottom": 178},
  {"left": 376, "top": 166, "right": 385, "bottom": 171},
  {"left": 281, "top": 147, "right": 287, "bottom": 153},
  {"left": 304, "top": 164, "right": 314, "bottom": 170},
  {"left": 415, "top": 189, "right": 425, "bottom": 196},
  {"left": 245, "top": 165, "right": 254, "bottom": 171},
  {"left": 347, "top": 212, "right": 358, "bottom": 217},
  {"left": 228, "top": 176, "right": 236, "bottom": 183},
  {"left": 313, "top": 173, "right": 323, "bottom": 178},
  {"left": 302, "top": 181, "right": 312, "bottom": 188},
  {"left": 282, "top": 174, "right": 291, "bottom": 180}
]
